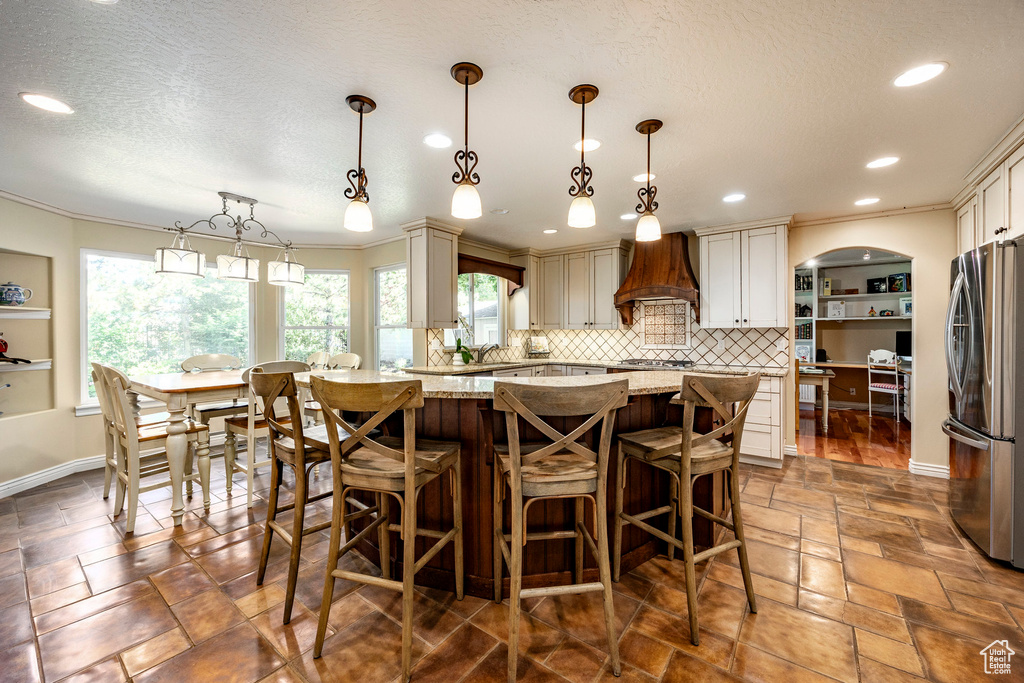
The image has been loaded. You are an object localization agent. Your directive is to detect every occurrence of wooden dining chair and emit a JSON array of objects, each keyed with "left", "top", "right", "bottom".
[
  {"left": 305, "top": 352, "right": 331, "bottom": 369},
  {"left": 249, "top": 367, "right": 345, "bottom": 624},
  {"left": 100, "top": 364, "right": 210, "bottom": 533},
  {"left": 327, "top": 352, "right": 361, "bottom": 369},
  {"left": 613, "top": 373, "right": 760, "bottom": 646},
  {"left": 492, "top": 379, "right": 628, "bottom": 682},
  {"left": 91, "top": 363, "right": 170, "bottom": 501},
  {"left": 303, "top": 353, "right": 362, "bottom": 425},
  {"left": 867, "top": 349, "right": 904, "bottom": 422},
  {"left": 180, "top": 353, "right": 246, "bottom": 426},
  {"left": 310, "top": 375, "right": 463, "bottom": 682},
  {"left": 223, "top": 361, "right": 311, "bottom": 508}
]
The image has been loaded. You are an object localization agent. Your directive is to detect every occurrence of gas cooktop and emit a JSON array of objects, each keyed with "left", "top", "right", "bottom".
[{"left": 618, "top": 359, "right": 694, "bottom": 367}]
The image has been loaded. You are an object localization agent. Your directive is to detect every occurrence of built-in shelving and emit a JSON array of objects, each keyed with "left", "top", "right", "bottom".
[
  {"left": 0, "top": 306, "right": 51, "bottom": 320},
  {"left": 816, "top": 316, "right": 911, "bottom": 322},
  {"left": 0, "top": 359, "right": 52, "bottom": 372},
  {"left": 818, "top": 293, "right": 905, "bottom": 301}
]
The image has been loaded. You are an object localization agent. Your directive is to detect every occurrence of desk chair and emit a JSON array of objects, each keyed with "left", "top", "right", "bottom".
[{"left": 867, "top": 349, "right": 903, "bottom": 422}]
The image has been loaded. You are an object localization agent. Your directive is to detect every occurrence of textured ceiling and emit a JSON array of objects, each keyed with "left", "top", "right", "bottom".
[{"left": 2, "top": 0, "right": 1024, "bottom": 248}]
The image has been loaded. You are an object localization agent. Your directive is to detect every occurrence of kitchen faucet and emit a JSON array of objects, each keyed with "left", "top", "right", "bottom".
[{"left": 476, "top": 343, "right": 499, "bottom": 363}]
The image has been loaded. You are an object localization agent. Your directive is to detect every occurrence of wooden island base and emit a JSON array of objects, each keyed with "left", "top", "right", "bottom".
[{"left": 347, "top": 392, "right": 726, "bottom": 599}]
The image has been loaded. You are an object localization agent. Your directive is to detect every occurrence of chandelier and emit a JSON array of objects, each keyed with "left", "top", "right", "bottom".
[{"left": 155, "top": 191, "right": 304, "bottom": 286}]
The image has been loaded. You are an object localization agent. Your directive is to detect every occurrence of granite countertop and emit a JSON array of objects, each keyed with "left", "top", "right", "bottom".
[
  {"left": 403, "top": 359, "right": 789, "bottom": 378},
  {"left": 295, "top": 368, "right": 782, "bottom": 400}
]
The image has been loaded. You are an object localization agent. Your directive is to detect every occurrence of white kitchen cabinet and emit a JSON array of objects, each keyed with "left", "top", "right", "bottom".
[
  {"left": 567, "top": 366, "right": 607, "bottom": 376},
  {"left": 543, "top": 364, "right": 567, "bottom": 376},
  {"left": 563, "top": 251, "right": 591, "bottom": 329},
  {"left": 403, "top": 219, "right": 461, "bottom": 329},
  {"left": 590, "top": 248, "right": 627, "bottom": 329},
  {"left": 957, "top": 198, "right": 978, "bottom": 254},
  {"left": 540, "top": 255, "right": 564, "bottom": 329},
  {"left": 739, "top": 375, "right": 783, "bottom": 466},
  {"left": 696, "top": 221, "right": 788, "bottom": 329},
  {"left": 1005, "top": 144, "right": 1024, "bottom": 242},
  {"left": 492, "top": 367, "right": 541, "bottom": 378},
  {"left": 979, "top": 164, "right": 1005, "bottom": 246},
  {"left": 508, "top": 253, "right": 542, "bottom": 330}
]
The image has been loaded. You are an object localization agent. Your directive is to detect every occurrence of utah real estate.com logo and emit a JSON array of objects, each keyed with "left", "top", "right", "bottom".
[{"left": 980, "top": 640, "right": 1014, "bottom": 675}]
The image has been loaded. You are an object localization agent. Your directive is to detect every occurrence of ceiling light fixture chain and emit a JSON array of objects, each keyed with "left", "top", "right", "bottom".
[{"left": 344, "top": 100, "right": 371, "bottom": 204}]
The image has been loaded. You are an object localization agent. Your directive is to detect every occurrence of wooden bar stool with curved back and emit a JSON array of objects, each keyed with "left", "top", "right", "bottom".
[
  {"left": 99, "top": 364, "right": 210, "bottom": 533},
  {"left": 492, "top": 379, "right": 629, "bottom": 682},
  {"left": 303, "top": 352, "right": 362, "bottom": 426},
  {"left": 248, "top": 367, "right": 343, "bottom": 624},
  {"left": 224, "top": 361, "right": 311, "bottom": 508},
  {"left": 309, "top": 375, "right": 463, "bottom": 682},
  {"left": 613, "top": 373, "right": 760, "bottom": 646}
]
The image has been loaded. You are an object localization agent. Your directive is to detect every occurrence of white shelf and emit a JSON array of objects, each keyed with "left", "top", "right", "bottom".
[
  {"left": 0, "top": 306, "right": 51, "bottom": 320},
  {"left": 0, "top": 359, "right": 52, "bottom": 372},
  {"left": 816, "top": 316, "right": 911, "bottom": 322},
  {"left": 819, "top": 293, "right": 909, "bottom": 300}
]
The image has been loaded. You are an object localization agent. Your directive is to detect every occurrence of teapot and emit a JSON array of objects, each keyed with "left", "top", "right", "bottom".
[{"left": 0, "top": 282, "right": 33, "bottom": 306}]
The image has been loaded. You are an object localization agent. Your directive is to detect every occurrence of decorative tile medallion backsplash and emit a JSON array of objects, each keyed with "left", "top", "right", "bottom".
[{"left": 426, "top": 303, "right": 788, "bottom": 367}]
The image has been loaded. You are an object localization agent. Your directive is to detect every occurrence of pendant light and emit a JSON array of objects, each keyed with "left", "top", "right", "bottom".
[
  {"left": 155, "top": 228, "right": 205, "bottom": 277},
  {"left": 634, "top": 119, "right": 663, "bottom": 242},
  {"left": 450, "top": 62, "right": 483, "bottom": 219},
  {"left": 267, "top": 245, "right": 305, "bottom": 286},
  {"left": 343, "top": 95, "right": 376, "bottom": 232},
  {"left": 217, "top": 234, "right": 260, "bottom": 282},
  {"left": 568, "top": 84, "right": 598, "bottom": 228}
]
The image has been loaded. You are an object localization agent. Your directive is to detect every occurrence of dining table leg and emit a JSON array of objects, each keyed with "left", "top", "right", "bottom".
[{"left": 165, "top": 397, "right": 189, "bottom": 527}]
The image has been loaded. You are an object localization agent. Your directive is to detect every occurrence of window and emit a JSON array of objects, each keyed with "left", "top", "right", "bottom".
[
  {"left": 375, "top": 264, "right": 413, "bottom": 372},
  {"left": 82, "top": 250, "right": 252, "bottom": 401},
  {"left": 443, "top": 273, "right": 504, "bottom": 347},
  {"left": 280, "top": 270, "right": 350, "bottom": 362}
]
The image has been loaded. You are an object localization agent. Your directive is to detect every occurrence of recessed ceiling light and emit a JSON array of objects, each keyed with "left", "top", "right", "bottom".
[
  {"left": 574, "top": 138, "right": 601, "bottom": 152},
  {"left": 19, "top": 93, "right": 74, "bottom": 114},
  {"left": 866, "top": 156, "right": 899, "bottom": 168},
  {"left": 89, "top": 0, "right": 119, "bottom": 4},
  {"left": 620, "top": 213, "right": 638, "bottom": 220},
  {"left": 722, "top": 193, "right": 746, "bottom": 203},
  {"left": 423, "top": 133, "right": 452, "bottom": 148},
  {"left": 543, "top": 229, "right": 557, "bottom": 234},
  {"left": 894, "top": 62, "right": 947, "bottom": 87},
  {"left": 632, "top": 173, "right": 656, "bottom": 182},
  {"left": 862, "top": 250, "right": 872, "bottom": 261},
  {"left": 490, "top": 208, "right": 509, "bottom": 215},
  {"left": 806, "top": 259, "right": 817, "bottom": 267},
  {"left": 855, "top": 197, "right": 880, "bottom": 206}
]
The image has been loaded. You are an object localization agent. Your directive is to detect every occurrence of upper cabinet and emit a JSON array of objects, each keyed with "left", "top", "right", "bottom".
[
  {"left": 957, "top": 197, "right": 978, "bottom": 254},
  {"left": 978, "top": 163, "right": 1005, "bottom": 246},
  {"left": 509, "top": 242, "right": 628, "bottom": 330},
  {"left": 695, "top": 220, "right": 789, "bottom": 329},
  {"left": 1005, "top": 143, "right": 1024, "bottom": 242},
  {"left": 961, "top": 142, "right": 1024, "bottom": 251},
  {"left": 404, "top": 219, "right": 461, "bottom": 329}
]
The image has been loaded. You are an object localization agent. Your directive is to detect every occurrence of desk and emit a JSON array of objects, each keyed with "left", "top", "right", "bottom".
[
  {"left": 798, "top": 369, "right": 836, "bottom": 432},
  {"left": 802, "top": 361, "right": 912, "bottom": 375},
  {"left": 128, "top": 370, "right": 247, "bottom": 526}
]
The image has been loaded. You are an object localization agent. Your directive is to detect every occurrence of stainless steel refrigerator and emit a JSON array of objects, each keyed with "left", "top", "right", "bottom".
[{"left": 944, "top": 237, "right": 1020, "bottom": 566}]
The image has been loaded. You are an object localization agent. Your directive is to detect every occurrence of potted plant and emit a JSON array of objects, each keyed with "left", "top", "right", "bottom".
[{"left": 453, "top": 338, "right": 473, "bottom": 366}]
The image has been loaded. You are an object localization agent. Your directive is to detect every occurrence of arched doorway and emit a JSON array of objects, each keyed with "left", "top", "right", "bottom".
[{"left": 793, "top": 247, "right": 914, "bottom": 469}]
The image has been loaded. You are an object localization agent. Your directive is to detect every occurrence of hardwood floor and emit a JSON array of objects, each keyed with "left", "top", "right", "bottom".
[{"left": 797, "top": 406, "right": 911, "bottom": 470}]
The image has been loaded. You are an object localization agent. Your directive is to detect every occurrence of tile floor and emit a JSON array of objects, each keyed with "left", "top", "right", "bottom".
[{"left": 1, "top": 452, "right": 1022, "bottom": 682}]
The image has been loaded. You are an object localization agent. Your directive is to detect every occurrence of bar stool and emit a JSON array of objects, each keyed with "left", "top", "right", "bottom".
[
  {"left": 248, "top": 368, "right": 343, "bottom": 624},
  {"left": 310, "top": 376, "right": 463, "bottom": 683},
  {"left": 613, "top": 373, "right": 760, "bottom": 646},
  {"left": 492, "top": 379, "right": 628, "bottom": 682}
]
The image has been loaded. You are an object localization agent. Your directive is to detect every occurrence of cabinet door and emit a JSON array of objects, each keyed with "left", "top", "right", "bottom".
[
  {"left": 1005, "top": 145, "right": 1024, "bottom": 241},
  {"left": 699, "top": 232, "right": 741, "bottom": 328},
  {"left": 741, "top": 226, "right": 786, "bottom": 328},
  {"left": 589, "top": 248, "right": 620, "bottom": 329},
  {"left": 544, "top": 365, "right": 566, "bottom": 376},
  {"left": 427, "top": 230, "right": 458, "bottom": 329},
  {"left": 568, "top": 366, "right": 606, "bottom": 376},
  {"left": 957, "top": 198, "right": 977, "bottom": 254},
  {"left": 508, "top": 254, "right": 541, "bottom": 330},
  {"left": 979, "top": 164, "right": 1005, "bottom": 246},
  {"left": 539, "top": 256, "right": 563, "bottom": 329},
  {"left": 563, "top": 252, "right": 590, "bottom": 329}
]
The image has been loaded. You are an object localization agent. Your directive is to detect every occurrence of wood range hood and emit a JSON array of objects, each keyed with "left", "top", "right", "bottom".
[{"left": 614, "top": 231, "right": 700, "bottom": 325}]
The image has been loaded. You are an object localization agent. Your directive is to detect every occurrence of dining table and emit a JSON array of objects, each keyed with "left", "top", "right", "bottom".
[{"left": 127, "top": 369, "right": 247, "bottom": 526}]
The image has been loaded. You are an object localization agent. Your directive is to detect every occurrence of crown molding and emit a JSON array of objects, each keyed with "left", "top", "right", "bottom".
[
  {"left": 400, "top": 216, "right": 464, "bottom": 235},
  {"left": 791, "top": 203, "right": 952, "bottom": 229},
  {"left": 694, "top": 215, "right": 794, "bottom": 236}
]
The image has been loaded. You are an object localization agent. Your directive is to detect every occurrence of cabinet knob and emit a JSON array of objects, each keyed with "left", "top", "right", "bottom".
[
  {"left": 734, "top": 319, "right": 739, "bottom": 324},
  {"left": 743, "top": 319, "right": 748, "bottom": 323}
]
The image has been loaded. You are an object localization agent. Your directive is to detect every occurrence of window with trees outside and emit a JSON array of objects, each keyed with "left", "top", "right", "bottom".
[
  {"left": 82, "top": 250, "right": 252, "bottom": 402},
  {"left": 375, "top": 265, "right": 413, "bottom": 372},
  {"left": 281, "top": 270, "right": 350, "bottom": 362},
  {"left": 443, "top": 273, "right": 503, "bottom": 347}
]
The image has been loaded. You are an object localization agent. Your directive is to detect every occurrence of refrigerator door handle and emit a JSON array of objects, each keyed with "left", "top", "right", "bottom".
[
  {"left": 942, "top": 419, "right": 990, "bottom": 451},
  {"left": 945, "top": 271, "right": 966, "bottom": 405}
]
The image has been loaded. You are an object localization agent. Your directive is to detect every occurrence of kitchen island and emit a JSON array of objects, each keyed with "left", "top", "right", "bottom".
[{"left": 296, "top": 369, "right": 757, "bottom": 599}]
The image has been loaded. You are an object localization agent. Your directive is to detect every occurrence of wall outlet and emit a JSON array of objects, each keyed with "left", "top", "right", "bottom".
[
  {"left": 716, "top": 338, "right": 726, "bottom": 351},
  {"left": 849, "top": 387, "right": 856, "bottom": 396},
  {"left": 776, "top": 339, "right": 787, "bottom": 352}
]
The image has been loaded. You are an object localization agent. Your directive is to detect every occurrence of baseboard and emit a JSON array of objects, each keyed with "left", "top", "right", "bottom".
[
  {"left": 909, "top": 459, "right": 950, "bottom": 479},
  {"left": 0, "top": 433, "right": 228, "bottom": 499},
  {"left": 740, "top": 454, "right": 784, "bottom": 470},
  {"left": 783, "top": 444, "right": 798, "bottom": 456}
]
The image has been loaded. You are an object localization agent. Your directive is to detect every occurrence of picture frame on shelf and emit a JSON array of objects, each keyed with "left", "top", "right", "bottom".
[
  {"left": 827, "top": 300, "right": 846, "bottom": 318},
  {"left": 900, "top": 297, "right": 912, "bottom": 317},
  {"left": 795, "top": 344, "right": 811, "bottom": 362},
  {"left": 867, "top": 277, "right": 888, "bottom": 294},
  {"left": 888, "top": 272, "right": 911, "bottom": 292},
  {"left": 820, "top": 277, "right": 832, "bottom": 296}
]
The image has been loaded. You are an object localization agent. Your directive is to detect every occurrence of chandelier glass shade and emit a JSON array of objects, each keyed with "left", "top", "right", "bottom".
[
  {"left": 217, "top": 241, "right": 260, "bottom": 282},
  {"left": 635, "top": 212, "right": 662, "bottom": 242},
  {"left": 267, "top": 247, "right": 305, "bottom": 286},
  {"left": 344, "top": 198, "right": 373, "bottom": 232},
  {"left": 568, "top": 196, "right": 596, "bottom": 229},
  {"left": 451, "top": 179, "right": 482, "bottom": 219},
  {"left": 155, "top": 230, "right": 205, "bottom": 277}
]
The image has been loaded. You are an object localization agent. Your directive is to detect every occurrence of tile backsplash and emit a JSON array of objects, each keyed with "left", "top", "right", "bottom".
[{"left": 427, "top": 303, "right": 789, "bottom": 367}]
